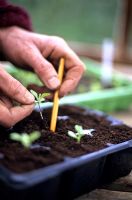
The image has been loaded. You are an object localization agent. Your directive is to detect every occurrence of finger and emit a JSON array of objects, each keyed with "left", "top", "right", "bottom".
[
  {"left": 0, "top": 103, "right": 34, "bottom": 127},
  {"left": 0, "top": 68, "right": 34, "bottom": 104},
  {"left": 21, "top": 45, "right": 60, "bottom": 90},
  {"left": 0, "top": 94, "right": 12, "bottom": 109},
  {"left": 58, "top": 49, "right": 85, "bottom": 96},
  {"left": 59, "top": 65, "right": 84, "bottom": 97},
  {"left": 41, "top": 39, "right": 85, "bottom": 96}
]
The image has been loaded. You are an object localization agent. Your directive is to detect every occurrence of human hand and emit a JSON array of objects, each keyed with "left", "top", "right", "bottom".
[
  {"left": 0, "top": 65, "right": 34, "bottom": 127},
  {"left": 0, "top": 26, "right": 85, "bottom": 97}
]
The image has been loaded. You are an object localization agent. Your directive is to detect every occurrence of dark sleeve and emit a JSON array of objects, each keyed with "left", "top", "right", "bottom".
[{"left": 0, "top": 0, "right": 32, "bottom": 31}]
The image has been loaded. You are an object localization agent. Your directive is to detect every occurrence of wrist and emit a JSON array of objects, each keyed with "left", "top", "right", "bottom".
[{"left": 0, "top": 26, "right": 18, "bottom": 60}]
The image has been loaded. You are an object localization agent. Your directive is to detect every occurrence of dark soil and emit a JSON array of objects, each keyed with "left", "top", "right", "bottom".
[{"left": 0, "top": 105, "right": 132, "bottom": 173}]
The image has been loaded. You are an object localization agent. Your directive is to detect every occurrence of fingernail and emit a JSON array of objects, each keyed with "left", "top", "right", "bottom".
[
  {"left": 24, "top": 92, "right": 35, "bottom": 103},
  {"left": 47, "top": 77, "right": 60, "bottom": 89}
]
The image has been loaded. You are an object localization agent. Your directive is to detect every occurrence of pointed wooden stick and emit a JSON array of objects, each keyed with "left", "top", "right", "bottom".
[{"left": 50, "top": 58, "right": 64, "bottom": 132}]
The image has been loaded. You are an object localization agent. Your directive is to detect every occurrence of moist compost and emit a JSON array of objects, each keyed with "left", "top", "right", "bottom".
[{"left": 0, "top": 105, "right": 132, "bottom": 173}]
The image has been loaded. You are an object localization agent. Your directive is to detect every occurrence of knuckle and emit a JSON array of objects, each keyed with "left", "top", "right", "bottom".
[
  {"left": 58, "top": 37, "right": 66, "bottom": 44},
  {"left": 6, "top": 26, "right": 19, "bottom": 34},
  {"left": 80, "top": 63, "right": 86, "bottom": 73},
  {"left": 10, "top": 79, "right": 23, "bottom": 97},
  {"left": 36, "top": 62, "right": 52, "bottom": 75},
  {"left": 50, "top": 36, "right": 66, "bottom": 45},
  {"left": 74, "top": 64, "right": 85, "bottom": 75},
  {"left": 35, "top": 62, "right": 46, "bottom": 74},
  {"left": 22, "top": 43, "right": 35, "bottom": 58},
  {"left": 75, "top": 62, "right": 86, "bottom": 75}
]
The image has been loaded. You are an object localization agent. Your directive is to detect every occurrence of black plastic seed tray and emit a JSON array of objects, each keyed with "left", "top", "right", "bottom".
[{"left": 0, "top": 106, "right": 132, "bottom": 200}]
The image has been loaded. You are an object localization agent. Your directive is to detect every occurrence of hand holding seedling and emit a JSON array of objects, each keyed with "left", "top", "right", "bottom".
[
  {"left": 10, "top": 131, "right": 40, "bottom": 148},
  {"left": 0, "top": 26, "right": 85, "bottom": 97},
  {"left": 0, "top": 64, "right": 34, "bottom": 127},
  {"left": 68, "top": 125, "right": 95, "bottom": 143}
]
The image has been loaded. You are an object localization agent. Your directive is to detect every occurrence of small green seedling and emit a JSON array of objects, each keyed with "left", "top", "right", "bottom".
[
  {"left": 68, "top": 125, "right": 95, "bottom": 143},
  {"left": 30, "top": 90, "right": 50, "bottom": 120},
  {"left": 10, "top": 131, "right": 41, "bottom": 148}
]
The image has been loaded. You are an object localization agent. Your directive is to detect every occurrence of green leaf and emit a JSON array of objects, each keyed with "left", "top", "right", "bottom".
[
  {"left": 39, "top": 97, "right": 45, "bottom": 103},
  {"left": 68, "top": 131, "right": 77, "bottom": 139},
  {"left": 38, "top": 93, "right": 41, "bottom": 99},
  {"left": 67, "top": 125, "right": 95, "bottom": 143},
  {"left": 10, "top": 132, "right": 21, "bottom": 141},
  {"left": 41, "top": 93, "right": 50, "bottom": 98},
  {"left": 30, "top": 90, "right": 38, "bottom": 99},
  {"left": 10, "top": 131, "right": 41, "bottom": 148},
  {"left": 75, "top": 125, "right": 83, "bottom": 135},
  {"left": 29, "top": 131, "right": 41, "bottom": 143},
  {"left": 21, "top": 134, "right": 31, "bottom": 148}
]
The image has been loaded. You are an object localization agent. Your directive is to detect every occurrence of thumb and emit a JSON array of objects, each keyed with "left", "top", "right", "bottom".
[{"left": 0, "top": 67, "right": 34, "bottom": 104}]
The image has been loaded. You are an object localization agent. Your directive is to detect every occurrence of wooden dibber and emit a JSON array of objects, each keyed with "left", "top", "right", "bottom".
[{"left": 50, "top": 58, "right": 64, "bottom": 132}]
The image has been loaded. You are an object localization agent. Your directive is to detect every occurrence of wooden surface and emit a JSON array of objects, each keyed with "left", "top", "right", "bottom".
[
  {"left": 76, "top": 189, "right": 132, "bottom": 200},
  {"left": 76, "top": 171, "right": 132, "bottom": 200}
]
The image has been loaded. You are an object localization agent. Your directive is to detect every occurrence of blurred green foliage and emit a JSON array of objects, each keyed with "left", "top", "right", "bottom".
[
  {"left": 6, "top": 64, "right": 42, "bottom": 87},
  {"left": 10, "top": 0, "right": 118, "bottom": 43}
]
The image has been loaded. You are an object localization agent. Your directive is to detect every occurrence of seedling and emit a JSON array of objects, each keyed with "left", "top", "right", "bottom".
[
  {"left": 68, "top": 125, "right": 95, "bottom": 143},
  {"left": 30, "top": 90, "right": 50, "bottom": 120},
  {"left": 10, "top": 131, "right": 41, "bottom": 148}
]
